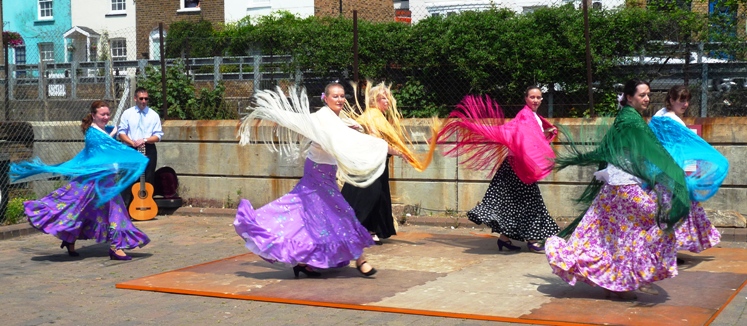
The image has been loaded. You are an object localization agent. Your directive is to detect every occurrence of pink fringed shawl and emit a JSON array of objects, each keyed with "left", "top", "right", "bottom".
[{"left": 437, "top": 95, "right": 557, "bottom": 184}]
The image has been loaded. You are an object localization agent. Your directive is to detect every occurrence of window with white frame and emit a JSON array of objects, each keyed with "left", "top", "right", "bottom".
[
  {"left": 38, "top": 0, "right": 53, "bottom": 20},
  {"left": 110, "top": 39, "right": 127, "bottom": 61},
  {"left": 39, "top": 43, "right": 55, "bottom": 63},
  {"left": 182, "top": 0, "right": 200, "bottom": 9},
  {"left": 111, "top": 0, "right": 126, "bottom": 11}
]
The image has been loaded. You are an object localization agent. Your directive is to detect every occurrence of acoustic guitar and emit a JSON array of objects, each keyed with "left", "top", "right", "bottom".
[{"left": 129, "top": 146, "right": 157, "bottom": 221}]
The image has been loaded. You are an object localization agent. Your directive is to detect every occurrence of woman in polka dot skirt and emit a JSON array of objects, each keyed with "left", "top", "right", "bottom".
[{"left": 437, "top": 86, "right": 560, "bottom": 252}]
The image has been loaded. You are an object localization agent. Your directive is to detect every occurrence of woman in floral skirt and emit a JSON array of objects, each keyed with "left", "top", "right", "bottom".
[
  {"left": 545, "top": 79, "right": 690, "bottom": 300},
  {"left": 11, "top": 101, "right": 150, "bottom": 260}
]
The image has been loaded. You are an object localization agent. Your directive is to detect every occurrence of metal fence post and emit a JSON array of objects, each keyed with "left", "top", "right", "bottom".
[
  {"left": 38, "top": 62, "right": 45, "bottom": 100},
  {"left": 699, "top": 43, "right": 708, "bottom": 117},
  {"left": 8, "top": 64, "right": 15, "bottom": 101},
  {"left": 105, "top": 60, "right": 112, "bottom": 100},
  {"left": 71, "top": 61, "right": 77, "bottom": 99},
  {"left": 548, "top": 83, "right": 554, "bottom": 118},
  {"left": 214, "top": 56, "right": 222, "bottom": 88},
  {"left": 253, "top": 52, "right": 261, "bottom": 93}
]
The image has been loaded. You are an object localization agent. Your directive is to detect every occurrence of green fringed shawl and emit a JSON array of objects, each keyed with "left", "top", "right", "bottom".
[{"left": 555, "top": 106, "right": 690, "bottom": 237}]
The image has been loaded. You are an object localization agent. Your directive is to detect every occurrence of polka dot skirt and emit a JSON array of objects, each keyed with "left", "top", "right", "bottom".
[{"left": 467, "top": 159, "right": 560, "bottom": 241}]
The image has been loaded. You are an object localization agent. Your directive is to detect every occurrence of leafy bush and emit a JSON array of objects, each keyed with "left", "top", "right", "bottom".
[
  {"left": 163, "top": 5, "right": 747, "bottom": 117},
  {"left": 4, "top": 197, "right": 30, "bottom": 225},
  {"left": 138, "top": 60, "right": 236, "bottom": 120}
]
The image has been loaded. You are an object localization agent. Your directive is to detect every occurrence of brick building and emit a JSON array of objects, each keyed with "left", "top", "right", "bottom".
[
  {"left": 314, "top": 0, "right": 395, "bottom": 22},
  {"left": 135, "top": 0, "right": 225, "bottom": 60}
]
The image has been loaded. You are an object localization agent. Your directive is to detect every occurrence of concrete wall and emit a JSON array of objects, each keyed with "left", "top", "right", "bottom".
[{"left": 23, "top": 118, "right": 747, "bottom": 217}]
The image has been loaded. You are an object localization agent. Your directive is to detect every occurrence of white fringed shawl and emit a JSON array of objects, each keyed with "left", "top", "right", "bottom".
[{"left": 238, "top": 85, "right": 388, "bottom": 187}]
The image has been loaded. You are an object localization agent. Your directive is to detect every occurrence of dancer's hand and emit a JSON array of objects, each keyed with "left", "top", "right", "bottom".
[{"left": 387, "top": 146, "right": 402, "bottom": 158}]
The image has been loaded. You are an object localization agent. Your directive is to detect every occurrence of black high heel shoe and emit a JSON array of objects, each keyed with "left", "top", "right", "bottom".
[
  {"left": 356, "top": 261, "right": 377, "bottom": 277},
  {"left": 527, "top": 241, "right": 545, "bottom": 253},
  {"left": 496, "top": 239, "right": 521, "bottom": 251},
  {"left": 293, "top": 264, "right": 321, "bottom": 278},
  {"left": 604, "top": 289, "right": 637, "bottom": 301},
  {"left": 60, "top": 241, "right": 80, "bottom": 257}
]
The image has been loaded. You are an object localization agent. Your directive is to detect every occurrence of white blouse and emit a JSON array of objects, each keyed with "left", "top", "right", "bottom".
[
  {"left": 653, "top": 107, "right": 686, "bottom": 126},
  {"left": 306, "top": 142, "right": 337, "bottom": 165},
  {"left": 593, "top": 163, "right": 643, "bottom": 186}
]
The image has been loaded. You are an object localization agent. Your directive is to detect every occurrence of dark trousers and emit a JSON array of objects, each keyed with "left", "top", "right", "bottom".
[{"left": 121, "top": 143, "right": 157, "bottom": 208}]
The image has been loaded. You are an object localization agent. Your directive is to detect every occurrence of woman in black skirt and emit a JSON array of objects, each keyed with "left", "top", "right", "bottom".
[
  {"left": 340, "top": 82, "right": 400, "bottom": 244},
  {"left": 439, "top": 87, "right": 560, "bottom": 252}
]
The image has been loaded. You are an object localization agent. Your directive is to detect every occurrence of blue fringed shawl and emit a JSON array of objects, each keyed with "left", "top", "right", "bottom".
[
  {"left": 649, "top": 116, "right": 728, "bottom": 202},
  {"left": 10, "top": 126, "right": 148, "bottom": 207}
]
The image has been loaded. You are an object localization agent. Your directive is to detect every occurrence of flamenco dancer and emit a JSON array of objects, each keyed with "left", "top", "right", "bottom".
[
  {"left": 10, "top": 101, "right": 150, "bottom": 260},
  {"left": 437, "top": 86, "right": 560, "bottom": 252},
  {"left": 650, "top": 85, "right": 727, "bottom": 258},
  {"left": 341, "top": 81, "right": 440, "bottom": 244},
  {"left": 545, "top": 79, "right": 690, "bottom": 300},
  {"left": 234, "top": 83, "right": 394, "bottom": 278}
]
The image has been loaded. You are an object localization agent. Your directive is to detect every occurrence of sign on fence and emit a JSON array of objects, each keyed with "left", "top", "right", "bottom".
[{"left": 48, "top": 84, "right": 66, "bottom": 97}]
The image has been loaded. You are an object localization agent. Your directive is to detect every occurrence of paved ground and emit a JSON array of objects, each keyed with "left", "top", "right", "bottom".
[{"left": 1, "top": 211, "right": 746, "bottom": 326}]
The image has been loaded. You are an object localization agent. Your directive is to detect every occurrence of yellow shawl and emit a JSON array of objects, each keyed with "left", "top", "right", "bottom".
[{"left": 346, "top": 81, "right": 440, "bottom": 172}]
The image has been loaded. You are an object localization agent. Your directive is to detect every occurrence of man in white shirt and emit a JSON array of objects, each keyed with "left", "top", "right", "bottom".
[{"left": 118, "top": 87, "right": 164, "bottom": 209}]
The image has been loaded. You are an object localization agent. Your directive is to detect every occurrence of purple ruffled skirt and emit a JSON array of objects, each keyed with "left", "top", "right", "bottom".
[
  {"left": 234, "top": 158, "right": 374, "bottom": 269},
  {"left": 25, "top": 177, "right": 150, "bottom": 250},
  {"left": 651, "top": 186, "right": 720, "bottom": 253},
  {"left": 545, "top": 184, "right": 678, "bottom": 292},
  {"left": 674, "top": 202, "right": 721, "bottom": 253}
]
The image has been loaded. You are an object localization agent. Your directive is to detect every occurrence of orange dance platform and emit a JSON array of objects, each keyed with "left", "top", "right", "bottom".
[{"left": 116, "top": 231, "right": 747, "bottom": 325}]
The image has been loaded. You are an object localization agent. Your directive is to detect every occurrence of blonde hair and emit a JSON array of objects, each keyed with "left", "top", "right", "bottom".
[{"left": 345, "top": 80, "right": 440, "bottom": 172}]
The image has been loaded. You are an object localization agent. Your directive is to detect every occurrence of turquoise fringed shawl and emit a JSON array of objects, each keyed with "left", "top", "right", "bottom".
[
  {"left": 649, "top": 116, "right": 729, "bottom": 202},
  {"left": 10, "top": 127, "right": 148, "bottom": 207},
  {"left": 555, "top": 106, "right": 690, "bottom": 236}
]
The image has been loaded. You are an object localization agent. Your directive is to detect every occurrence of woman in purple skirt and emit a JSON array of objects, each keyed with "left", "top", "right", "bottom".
[
  {"left": 10, "top": 101, "right": 150, "bottom": 260},
  {"left": 234, "top": 83, "right": 391, "bottom": 278},
  {"left": 545, "top": 80, "right": 690, "bottom": 300}
]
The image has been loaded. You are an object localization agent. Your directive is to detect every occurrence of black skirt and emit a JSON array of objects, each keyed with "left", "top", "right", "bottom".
[
  {"left": 467, "top": 159, "right": 559, "bottom": 241},
  {"left": 341, "top": 161, "right": 396, "bottom": 239}
]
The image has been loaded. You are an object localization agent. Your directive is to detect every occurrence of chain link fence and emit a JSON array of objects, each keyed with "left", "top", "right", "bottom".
[{"left": 3, "top": 1, "right": 747, "bottom": 222}]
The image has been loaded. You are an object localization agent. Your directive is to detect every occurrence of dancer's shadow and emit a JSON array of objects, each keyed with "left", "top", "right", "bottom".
[
  {"left": 529, "top": 273, "right": 671, "bottom": 306},
  {"left": 28, "top": 243, "right": 153, "bottom": 262},
  {"left": 676, "top": 253, "right": 716, "bottom": 270},
  {"left": 428, "top": 234, "right": 523, "bottom": 256},
  {"left": 234, "top": 261, "right": 360, "bottom": 280}
]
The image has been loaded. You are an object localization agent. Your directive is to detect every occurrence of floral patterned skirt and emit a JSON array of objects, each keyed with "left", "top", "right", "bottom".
[
  {"left": 26, "top": 177, "right": 150, "bottom": 250},
  {"left": 545, "top": 184, "right": 677, "bottom": 292},
  {"left": 649, "top": 185, "right": 720, "bottom": 253}
]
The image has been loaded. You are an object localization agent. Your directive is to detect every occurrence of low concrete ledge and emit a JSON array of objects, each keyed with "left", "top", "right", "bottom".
[
  {"left": 706, "top": 210, "right": 747, "bottom": 228},
  {"left": 0, "top": 222, "right": 39, "bottom": 240}
]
